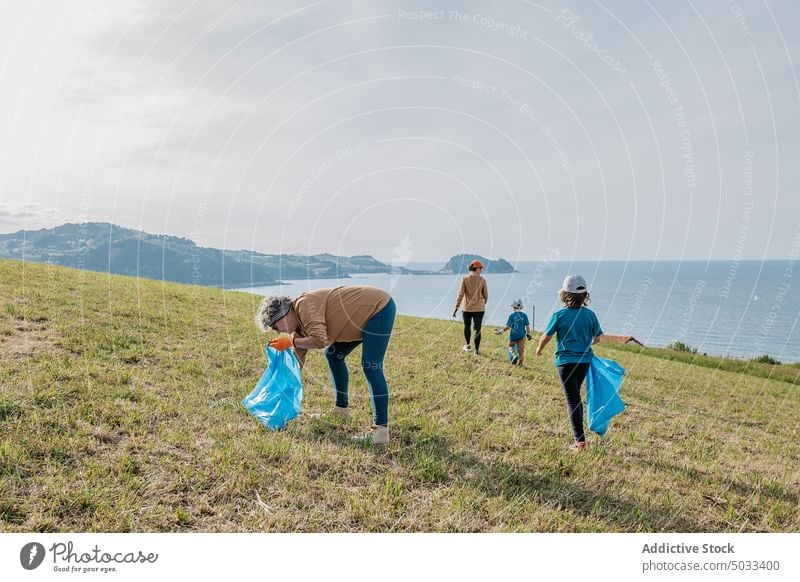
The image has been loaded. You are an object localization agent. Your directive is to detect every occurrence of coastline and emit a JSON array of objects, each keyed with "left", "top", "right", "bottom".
[{"left": 234, "top": 263, "right": 800, "bottom": 364}]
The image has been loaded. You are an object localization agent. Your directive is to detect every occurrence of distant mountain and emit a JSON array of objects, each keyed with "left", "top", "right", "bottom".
[
  {"left": 0, "top": 223, "right": 390, "bottom": 288},
  {"left": 439, "top": 254, "right": 518, "bottom": 274},
  {"left": 221, "top": 250, "right": 391, "bottom": 279}
]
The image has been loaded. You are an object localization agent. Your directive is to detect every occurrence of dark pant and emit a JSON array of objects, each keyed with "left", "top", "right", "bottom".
[
  {"left": 462, "top": 311, "right": 484, "bottom": 351},
  {"left": 557, "top": 362, "right": 590, "bottom": 442},
  {"left": 324, "top": 298, "right": 396, "bottom": 426}
]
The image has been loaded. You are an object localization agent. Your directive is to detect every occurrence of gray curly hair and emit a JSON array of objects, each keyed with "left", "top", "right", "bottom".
[{"left": 254, "top": 295, "right": 294, "bottom": 332}]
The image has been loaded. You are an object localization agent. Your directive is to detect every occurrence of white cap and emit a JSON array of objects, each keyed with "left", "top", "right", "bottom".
[
  {"left": 559, "top": 274, "right": 588, "bottom": 294},
  {"left": 511, "top": 299, "right": 523, "bottom": 308}
]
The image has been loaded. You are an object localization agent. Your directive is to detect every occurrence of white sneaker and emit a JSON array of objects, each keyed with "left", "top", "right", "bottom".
[
  {"left": 352, "top": 425, "right": 389, "bottom": 445},
  {"left": 329, "top": 406, "right": 352, "bottom": 421},
  {"left": 463, "top": 344, "right": 472, "bottom": 352}
]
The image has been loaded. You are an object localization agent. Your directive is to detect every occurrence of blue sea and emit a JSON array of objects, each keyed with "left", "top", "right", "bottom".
[{"left": 236, "top": 260, "right": 800, "bottom": 363}]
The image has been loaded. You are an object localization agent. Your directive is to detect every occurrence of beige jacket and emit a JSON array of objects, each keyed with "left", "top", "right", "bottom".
[
  {"left": 454, "top": 274, "right": 488, "bottom": 312},
  {"left": 291, "top": 286, "right": 391, "bottom": 367}
]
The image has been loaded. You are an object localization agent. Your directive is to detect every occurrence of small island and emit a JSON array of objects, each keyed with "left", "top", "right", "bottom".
[{"left": 438, "top": 254, "right": 518, "bottom": 274}]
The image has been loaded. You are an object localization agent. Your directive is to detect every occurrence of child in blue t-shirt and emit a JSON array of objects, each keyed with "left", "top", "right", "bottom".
[
  {"left": 494, "top": 299, "right": 531, "bottom": 365},
  {"left": 536, "top": 275, "right": 603, "bottom": 451}
]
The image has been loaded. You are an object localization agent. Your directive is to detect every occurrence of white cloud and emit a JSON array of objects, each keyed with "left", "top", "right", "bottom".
[
  {"left": 0, "top": 203, "right": 76, "bottom": 230},
  {"left": 0, "top": 0, "right": 797, "bottom": 259}
]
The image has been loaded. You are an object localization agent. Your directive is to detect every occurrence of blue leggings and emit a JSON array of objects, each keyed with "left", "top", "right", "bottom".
[{"left": 324, "top": 298, "right": 395, "bottom": 426}]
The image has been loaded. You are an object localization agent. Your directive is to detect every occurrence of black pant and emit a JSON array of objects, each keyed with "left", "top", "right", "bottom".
[
  {"left": 462, "top": 311, "right": 484, "bottom": 351},
  {"left": 557, "top": 362, "right": 590, "bottom": 442}
]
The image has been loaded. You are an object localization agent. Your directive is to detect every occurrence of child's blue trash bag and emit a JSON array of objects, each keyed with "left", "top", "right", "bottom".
[
  {"left": 507, "top": 343, "right": 519, "bottom": 362},
  {"left": 586, "top": 355, "right": 625, "bottom": 437},
  {"left": 242, "top": 345, "right": 303, "bottom": 430}
]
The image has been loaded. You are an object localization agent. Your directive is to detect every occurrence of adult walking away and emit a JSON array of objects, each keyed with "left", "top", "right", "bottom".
[
  {"left": 452, "top": 259, "right": 489, "bottom": 355},
  {"left": 535, "top": 275, "right": 603, "bottom": 451},
  {"left": 255, "top": 286, "right": 396, "bottom": 445}
]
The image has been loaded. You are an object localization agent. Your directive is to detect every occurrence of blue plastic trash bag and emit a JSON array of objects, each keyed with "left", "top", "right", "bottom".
[
  {"left": 586, "top": 355, "right": 625, "bottom": 437},
  {"left": 507, "top": 343, "right": 519, "bottom": 362},
  {"left": 242, "top": 345, "right": 303, "bottom": 430}
]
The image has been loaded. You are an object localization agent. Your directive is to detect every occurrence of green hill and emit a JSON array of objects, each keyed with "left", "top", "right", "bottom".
[
  {"left": 1, "top": 258, "right": 797, "bottom": 532},
  {"left": 0, "top": 223, "right": 390, "bottom": 288}
]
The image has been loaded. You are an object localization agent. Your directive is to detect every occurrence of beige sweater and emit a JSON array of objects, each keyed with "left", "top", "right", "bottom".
[
  {"left": 454, "top": 274, "right": 488, "bottom": 312},
  {"left": 292, "top": 286, "right": 391, "bottom": 367}
]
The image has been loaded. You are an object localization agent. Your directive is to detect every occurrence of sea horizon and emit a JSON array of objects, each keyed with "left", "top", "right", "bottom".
[{"left": 236, "top": 259, "right": 799, "bottom": 364}]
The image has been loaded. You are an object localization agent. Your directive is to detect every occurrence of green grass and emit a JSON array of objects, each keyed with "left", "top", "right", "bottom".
[
  {"left": 0, "top": 258, "right": 798, "bottom": 532},
  {"left": 605, "top": 342, "right": 800, "bottom": 386}
]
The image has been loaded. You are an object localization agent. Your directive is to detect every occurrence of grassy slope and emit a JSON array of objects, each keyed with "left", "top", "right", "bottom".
[{"left": 1, "top": 258, "right": 798, "bottom": 533}]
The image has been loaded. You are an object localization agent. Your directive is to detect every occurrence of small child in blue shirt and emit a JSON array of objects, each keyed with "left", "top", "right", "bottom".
[
  {"left": 495, "top": 299, "right": 531, "bottom": 365},
  {"left": 536, "top": 275, "right": 603, "bottom": 451}
]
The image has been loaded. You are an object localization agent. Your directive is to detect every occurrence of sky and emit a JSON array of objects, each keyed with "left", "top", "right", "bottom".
[{"left": 0, "top": 0, "right": 798, "bottom": 262}]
